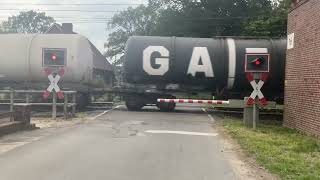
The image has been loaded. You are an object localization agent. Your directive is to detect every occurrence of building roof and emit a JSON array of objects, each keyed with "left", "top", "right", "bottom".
[
  {"left": 45, "top": 23, "right": 113, "bottom": 72},
  {"left": 45, "top": 23, "right": 76, "bottom": 34}
]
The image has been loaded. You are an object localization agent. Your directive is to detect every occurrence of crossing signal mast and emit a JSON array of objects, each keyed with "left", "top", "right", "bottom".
[
  {"left": 42, "top": 48, "right": 67, "bottom": 100},
  {"left": 244, "top": 50, "right": 270, "bottom": 129},
  {"left": 245, "top": 53, "right": 269, "bottom": 106}
]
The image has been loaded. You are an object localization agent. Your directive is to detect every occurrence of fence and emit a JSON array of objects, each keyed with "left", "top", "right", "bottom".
[
  {"left": 0, "top": 111, "right": 12, "bottom": 121},
  {"left": 0, "top": 90, "right": 76, "bottom": 119}
]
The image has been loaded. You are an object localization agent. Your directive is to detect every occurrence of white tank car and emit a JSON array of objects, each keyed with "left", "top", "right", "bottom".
[{"left": 0, "top": 34, "right": 113, "bottom": 91}]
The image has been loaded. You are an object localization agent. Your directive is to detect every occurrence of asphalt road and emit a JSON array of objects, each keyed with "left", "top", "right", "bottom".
[{"left": 0, "top": 105, "right": 238, "bottom": 180}]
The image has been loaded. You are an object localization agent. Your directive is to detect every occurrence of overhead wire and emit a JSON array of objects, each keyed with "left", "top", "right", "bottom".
[
  {"left": 0, "top": 3, "right": 145, "bottom": 6},
  {"left": 0, "top": 9, "right": 120, "bottom": 12},
  {"left": 0, "top": 2, "right": 147, "bottom": 6},
  {"left": 0, "top": 4, "right": 285, "bottom": 26},
  {"left": 0, "top": 15, "right": 255, "bottom": 20}
]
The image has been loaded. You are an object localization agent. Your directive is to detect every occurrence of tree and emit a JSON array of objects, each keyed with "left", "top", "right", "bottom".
[
  {"left": 0, "top": 10, "right": 55, "bottom": 33},
  {"left": 105, "top": 5, "right": 159, "bottom": 65},
  {"left": 151, "top": 0, "right": 248, "bottom": 37},
  {"left": 241, "top": 0, "right": 290, "bottom": 37}
]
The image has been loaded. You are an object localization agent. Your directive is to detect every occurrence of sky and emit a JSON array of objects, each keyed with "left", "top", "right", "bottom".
[{"left": 0, "top": 0, "right": 148, "bottom": 53}]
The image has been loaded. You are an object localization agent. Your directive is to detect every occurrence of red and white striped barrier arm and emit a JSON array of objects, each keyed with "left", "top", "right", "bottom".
[{"left": 157, "top": 99, "right": 229, "bottom": 105}]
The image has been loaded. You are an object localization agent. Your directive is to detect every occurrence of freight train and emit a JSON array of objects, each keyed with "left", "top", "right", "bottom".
[
  {"left": 0, "top": 34, "right": 113, "bottom": 106},
  {"left": 0, "top": 34, "right": 287, "bottom": 111},
  {"left": 121, "top": 36, "right": 287, "bottom": 111}
]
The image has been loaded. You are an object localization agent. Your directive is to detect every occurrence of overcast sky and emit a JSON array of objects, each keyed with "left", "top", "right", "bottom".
[{"left": 0, "top": 0, "right": 148, "bottom": 53}]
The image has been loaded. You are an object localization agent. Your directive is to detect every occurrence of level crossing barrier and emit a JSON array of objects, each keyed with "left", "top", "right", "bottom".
[{"left": 157, "top": 99, "right": 229, "bottom": 105}]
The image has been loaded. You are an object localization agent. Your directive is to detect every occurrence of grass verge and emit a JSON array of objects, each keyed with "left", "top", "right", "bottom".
[{"left": 221, "top": 117, "right": 320, "bottom": 180}]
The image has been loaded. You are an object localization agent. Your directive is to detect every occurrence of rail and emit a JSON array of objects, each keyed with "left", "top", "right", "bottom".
[
  {"left": 0, "top": 112, "right": 12, "bottom": 119},
  {"left": 86, "top": 101, "right": 114, "bottom": 110},
  {"left": 0, "top": 90, "right": 77, "bottom": 119}
]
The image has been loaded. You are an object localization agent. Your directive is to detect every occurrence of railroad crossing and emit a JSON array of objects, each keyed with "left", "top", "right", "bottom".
[{"left": 0, "top": 105, "right": 268, "bottom": 180}]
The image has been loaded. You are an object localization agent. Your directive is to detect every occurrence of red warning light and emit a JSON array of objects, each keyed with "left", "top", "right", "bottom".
[
  {"left": 245, "top": 54, "right": 269, "bottom": 73},
  {"left": 51, "top": 54, "right": 57, "bottom": 61},
  {"left": 251, "top": 58, "right": 263, "bottom": 66}
]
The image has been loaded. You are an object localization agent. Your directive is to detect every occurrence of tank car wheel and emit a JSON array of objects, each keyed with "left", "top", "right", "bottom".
[
  {"left": 125, "top": 95, "right": 145, "bottom": 111},
  {"left": 158, "top": 102, "right": 176, "bottom": 112},
  {"left": 125, "top": 101, "right": 144, "bottom": 111},
  {"left": 76, "top": 93, "right": 90, "bottom": 109}
]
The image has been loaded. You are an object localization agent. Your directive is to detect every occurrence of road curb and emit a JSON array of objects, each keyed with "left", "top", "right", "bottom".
[{"left": 90, "top": 105, "right": 123, "bottom": 120}]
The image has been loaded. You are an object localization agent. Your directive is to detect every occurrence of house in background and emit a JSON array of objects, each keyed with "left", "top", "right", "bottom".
[
  {"left": 45, "top": 23, "right": 75, "bottom": 34},
  {"left": 45, "top": 23, "right": 114, "bottom": 88}
]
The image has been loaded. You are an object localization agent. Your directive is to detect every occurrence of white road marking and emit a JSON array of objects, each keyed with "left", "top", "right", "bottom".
[
  {"left": 145, "top": 130, "right": 218, "bottom": 137},
  {"left": 136, "top": 132, "right": 147, "bottom": 137},
  {"left": 207, "top": 114, "right": 215, "bottom": 123},
  {"left": 91, "top": 105, "right": 122, "bottom": 120}
]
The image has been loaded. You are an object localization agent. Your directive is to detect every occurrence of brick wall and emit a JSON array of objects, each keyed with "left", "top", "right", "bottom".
[{"left": 284, "top": 0, "right": 320, "bottom": 136}]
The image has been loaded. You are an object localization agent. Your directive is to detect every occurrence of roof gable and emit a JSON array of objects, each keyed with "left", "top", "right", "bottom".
[{"left": 45, "top": 23, "right": 62, "bottom": 34}]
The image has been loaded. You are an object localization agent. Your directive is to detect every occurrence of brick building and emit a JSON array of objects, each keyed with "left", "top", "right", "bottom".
[{"left": 284, "top": 0, "right": 320, "bottom": 136}]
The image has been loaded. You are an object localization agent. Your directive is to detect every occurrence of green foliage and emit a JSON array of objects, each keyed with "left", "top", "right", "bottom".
[
  {"left": 0, "top": 10, "right": 55, "bottom": 33},
  {"left": 242, "top": 0, "right": 290, "bottom": 37},
  {"left": 222, "top": 118, "right": 320, "bottom": 180},
  {"left": 105, "top": 5, "right": 158, "bottom": 65},
  {"left": 106, "top": 0, "right": 290, "bottom": 64}
]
